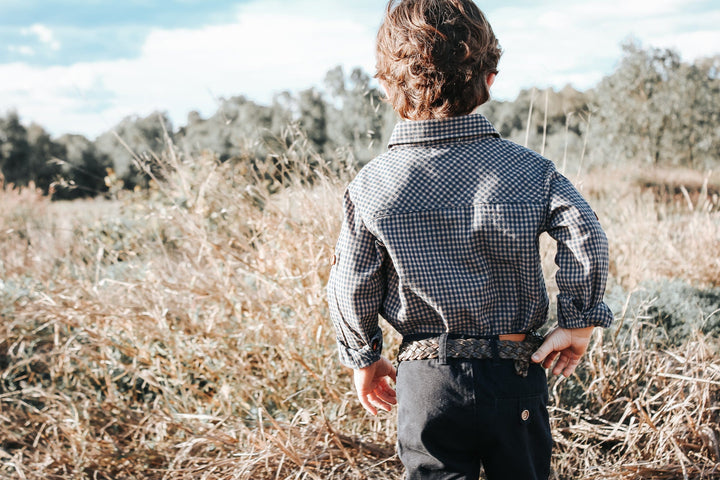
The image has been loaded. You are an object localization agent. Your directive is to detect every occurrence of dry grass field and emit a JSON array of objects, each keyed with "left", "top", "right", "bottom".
[{"left": 1, "top": 137, "right": 719, "bottom": 479}]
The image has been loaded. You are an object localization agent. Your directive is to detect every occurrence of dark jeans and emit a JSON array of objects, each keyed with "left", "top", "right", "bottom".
[{"left": 397, "top": 357, "right": 552, "bottom": 480}]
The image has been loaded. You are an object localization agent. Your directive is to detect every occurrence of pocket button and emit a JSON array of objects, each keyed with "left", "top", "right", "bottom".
[{"left": 521, "top": 409, "right": 530, "bottom": 422}]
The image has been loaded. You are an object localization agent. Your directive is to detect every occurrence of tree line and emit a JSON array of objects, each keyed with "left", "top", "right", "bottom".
[{"left": 1, "top": 42, "right": 718, "bottom": 199}]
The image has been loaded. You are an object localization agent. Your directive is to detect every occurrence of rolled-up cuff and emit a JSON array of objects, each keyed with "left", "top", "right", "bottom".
[
  {"left": 557, "top": 294, "right": 614, "bottom": 329},
  {"left": 336, "top": 329, "right": 383, "bottom": 369}
]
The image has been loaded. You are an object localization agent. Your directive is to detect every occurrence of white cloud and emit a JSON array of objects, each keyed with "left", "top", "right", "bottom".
[
  {"left": 21, "top": 23, "right": 61, "bottom": 51},
  {"left": 571, "top": 0, "right": 694, "bottom": 16},
  {"left": 0, "top": 2, "right": 379, "bottom": 138},
  {"left": 0, "top": 0, "right": 718, "bottom": 138},
  {"left": 8, "top": 45, "right": 36, "bottom": 56},
  {"left": 487, "top": 1, "right": 720, "bottom": 100}
]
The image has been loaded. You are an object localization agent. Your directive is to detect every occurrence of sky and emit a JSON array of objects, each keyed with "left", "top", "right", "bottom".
[{"left": 1, "top": 0, "right": 719, "bottom": 139}]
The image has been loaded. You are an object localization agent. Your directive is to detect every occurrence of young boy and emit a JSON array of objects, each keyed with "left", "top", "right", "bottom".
[{"left": 326, "top": 1, "right": 613, "bottom": 478}]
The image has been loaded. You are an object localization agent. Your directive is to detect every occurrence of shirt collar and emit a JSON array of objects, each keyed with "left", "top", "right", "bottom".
[{"left": 387, "top": 113, "right": 500, "bottom": 149}]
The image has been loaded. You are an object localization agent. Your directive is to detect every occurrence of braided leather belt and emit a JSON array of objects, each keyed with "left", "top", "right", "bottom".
[{"left": 397, "top": 333, "right": 544, "bottom": 377}]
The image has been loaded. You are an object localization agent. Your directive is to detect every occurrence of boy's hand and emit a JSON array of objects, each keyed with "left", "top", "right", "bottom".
[
  {"left": 353, "top": 357, "right": 397, "bottom": 415},
  {"left": 531, "top": 326, "right": 595, "bottom": 377}
]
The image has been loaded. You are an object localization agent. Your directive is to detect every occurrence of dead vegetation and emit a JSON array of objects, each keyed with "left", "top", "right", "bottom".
[{"left": 1, "top": 137, "right": 718, "bottom": 479}]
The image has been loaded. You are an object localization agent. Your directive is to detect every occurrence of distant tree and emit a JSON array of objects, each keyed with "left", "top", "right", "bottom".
[
  {"left": 95, "top": 111, "right": 174, "bottom": 188},
  {"left": 0, "top": 111, "right": 32, "bottom": 188},
  {"left": 607, "top": 42, "right": 680, "bottom": 164},
  {"left": 324, "top": 66, "right": 393, "bottom": 164},
  {"left": 296, "top": 88, "right": 328, "bottom": 153},
  {"left": 480, "top": 86, "right": 592, "bottom": 170},
  {"left": 664, "top": 56, "right": 720, "bottom": 168},
  {"left": 269, "top": 92, "right": 294, "bottom": 135},
  {"left": 480, "top": 97, "right": 526, "bottom": 138},
  {"left": 0, "top": 113, "right": 102, "bottom": 196},
  {"left": 26, "top": 123, "right": 64, "bottom": 194},
  {"left": 594, "top": 42, "right": 720, "bottom": 168},
  {"left": 266, "top": 92, "right": 295, "bottom": 153},
  {"left": 177, "top": 96, "right": 276, "bottom": 162},
  {"left": 54, "top": 134, "right": 111, "bottom": 199}
]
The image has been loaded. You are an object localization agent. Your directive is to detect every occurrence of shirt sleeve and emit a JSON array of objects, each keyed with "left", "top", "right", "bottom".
[
  {"left": 543, "top": 168, "right": 614, "bottom": 329},
  {"left": 326, "top": 189, "right": 388, "bottom": 369}
]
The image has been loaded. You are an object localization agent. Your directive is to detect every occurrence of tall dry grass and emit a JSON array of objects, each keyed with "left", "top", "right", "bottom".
[
  {"left": 578, "top": 167, "right": 720, "bottom": 289},
  {"left": 1, "top": 131, "right": 718, "bottom": 479}
]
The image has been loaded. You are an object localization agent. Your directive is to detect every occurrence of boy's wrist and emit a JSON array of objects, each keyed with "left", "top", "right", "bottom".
[
  {"left": 566, "top": 325, "right": 595, "bottom": 340},
  {"left": 566, "top": 325, "right": 595, "bottom": 333}
]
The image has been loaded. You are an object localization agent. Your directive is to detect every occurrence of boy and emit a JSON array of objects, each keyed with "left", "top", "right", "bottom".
[{"left": 326, "top": 1, "right": 613, "bottom": 478}]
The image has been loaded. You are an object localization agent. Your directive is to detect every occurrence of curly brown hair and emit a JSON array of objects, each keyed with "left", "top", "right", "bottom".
[{"left": 376, "top": 0, "right": 502, "bottom": 120}]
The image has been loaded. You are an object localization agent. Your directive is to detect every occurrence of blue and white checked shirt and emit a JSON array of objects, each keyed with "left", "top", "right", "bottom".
[{"left": 326, "top": 113, "right": 613, "bottom": 369}]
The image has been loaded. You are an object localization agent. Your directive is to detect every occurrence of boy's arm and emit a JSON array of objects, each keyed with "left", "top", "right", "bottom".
[
  {"left": 327, "top": 190, "right": 396, "bottom": 414},
  {"left": 534, "top": 168, "right": 613, "bottom": 376},
  {"left": 327, "top": 189, "right": 388, "bottom": 370}
]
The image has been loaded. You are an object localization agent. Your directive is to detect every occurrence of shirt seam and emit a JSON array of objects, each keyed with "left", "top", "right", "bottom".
[
  {"left": 371, "top": 201, "right": 546, "bottom": 220},
  {"left": 388, "top": 134, "right": 499, "bottom": 149}
]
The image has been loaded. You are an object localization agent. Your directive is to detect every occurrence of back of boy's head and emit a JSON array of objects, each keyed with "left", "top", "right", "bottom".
[{"left": 376, "top": 0, "right": 501, "bottom": 120}]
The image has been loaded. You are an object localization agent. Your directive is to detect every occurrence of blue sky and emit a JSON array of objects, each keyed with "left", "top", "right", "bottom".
[
  {"left": 0, "top": 1, "right": 248, "bottom": 65},
  {"left": 2, "top": 0, "right": 719, "bottom": 138}
]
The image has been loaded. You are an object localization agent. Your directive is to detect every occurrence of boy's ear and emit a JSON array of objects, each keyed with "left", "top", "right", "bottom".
[{"left": 486, "top": 72, "right": 497, "bottom": 89}]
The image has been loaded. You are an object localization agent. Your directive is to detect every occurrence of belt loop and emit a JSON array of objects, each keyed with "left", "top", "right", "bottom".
[
  {"left": 438, "top": 333, "right": 448, "bottom": 365},
  {"left": 490, "top": 337, "right": 500, "bottom": 365}
]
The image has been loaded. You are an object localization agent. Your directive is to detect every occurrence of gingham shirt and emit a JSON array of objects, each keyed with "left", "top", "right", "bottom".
[{"left": 326, "top": 113, "right": 613, "bottom": 369}]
